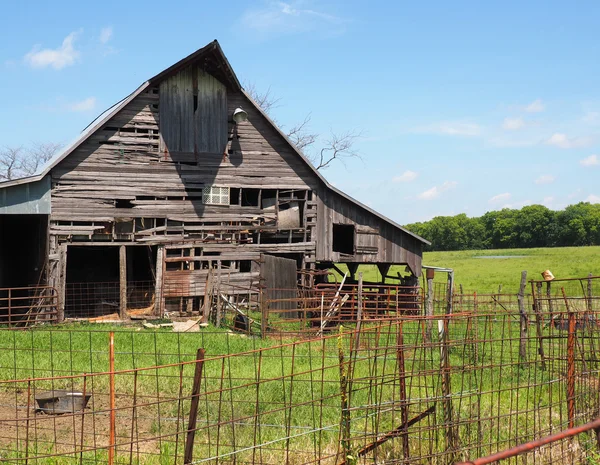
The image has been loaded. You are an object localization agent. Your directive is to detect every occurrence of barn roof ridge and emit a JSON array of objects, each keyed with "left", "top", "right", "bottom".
[{"left": 0, "top": 39, "right": 429, "bottom": 245}]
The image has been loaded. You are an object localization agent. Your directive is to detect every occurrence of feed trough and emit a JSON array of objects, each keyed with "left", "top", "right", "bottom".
[{"left": 35, "top": 390, "right": 91, "bottom": 415}]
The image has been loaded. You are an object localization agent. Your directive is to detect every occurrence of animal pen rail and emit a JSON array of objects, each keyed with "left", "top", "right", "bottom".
[
  {"left": 0, "top": 286, "right": 58, "bottom": 327},
  {"left": 1, "top": 276, "right": 600, "bottom": 464}
]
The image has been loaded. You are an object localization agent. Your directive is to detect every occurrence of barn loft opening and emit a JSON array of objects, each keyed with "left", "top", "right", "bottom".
[{"left": 332, "top": 224, "right": 355, "bottom": 255}]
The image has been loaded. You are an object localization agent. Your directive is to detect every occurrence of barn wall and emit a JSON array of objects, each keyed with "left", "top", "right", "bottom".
[
  {"left": 315, "top": 188, "right": 422, "bottom": 273},
  {"left": 159, "top": 67, "right": 228, "bottom": 154},
  {"left": 44, "top": 59, "right": 423, "bottom": 317}
]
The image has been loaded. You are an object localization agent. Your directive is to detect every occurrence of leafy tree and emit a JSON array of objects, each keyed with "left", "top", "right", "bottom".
[{"left": 405, "top": 202, "right": 600, "bottom": 251}]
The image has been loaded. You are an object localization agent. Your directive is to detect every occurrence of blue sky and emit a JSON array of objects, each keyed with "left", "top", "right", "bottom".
[{"left": 2, "top": 1, "right": 600, "bottom": 224}]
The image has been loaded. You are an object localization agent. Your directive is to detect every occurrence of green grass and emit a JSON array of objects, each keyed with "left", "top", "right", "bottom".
[
  {"left": 339, "top": 246, "right": 600, "bottom": 294},
  {"left": 1, "top": 318, "right": 599, "bottom": 464}
]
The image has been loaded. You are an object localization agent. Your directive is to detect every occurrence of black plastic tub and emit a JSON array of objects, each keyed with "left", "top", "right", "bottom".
[{"left": 35, "top": 390, "right": 91, "bottom": 414}]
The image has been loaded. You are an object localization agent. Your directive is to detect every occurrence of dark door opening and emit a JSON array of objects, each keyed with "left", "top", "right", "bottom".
[
  {"left": 65, "top": 246, "right": 120, "bottom": 318},
  {"left": 0, "top": 215, "right": 48, "bottom": 288},
  {"left": 65, "top": 245, "right": 157, "bottom": 318},
  {"left": 332, "top": 224, "right": 355, "bottom": 255}
]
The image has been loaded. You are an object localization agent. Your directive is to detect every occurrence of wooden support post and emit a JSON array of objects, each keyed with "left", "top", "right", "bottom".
[
  {"left": 260, "top": 284, "right": 267, "bottom": 338},
  {"left": 531, "top": 281, "right": 546, "bottom": 370},
  {"left": 184, "top": 348, "right": 206, "bottom": 464},
  {"left": 438, "top": 318, "right": 458, "bottom": 456},
  {"left": 215, "top": 260, "right": 222, "bottom": 327},
  {"left": 57, "top": 244, "right": 67, "bottom": 322},
  {"left": 119, "top": 246, "right": 127, "bottom": 319},
  {"left": 588, "top": 273, "right": 594, "bottom": 313},
  {"left": 425, "top": 269, "right": 434, "bottom": 342},
  {"left": 186, "top": 248, "right": 195, "bottom": 316},
  {"left": 154, "top": 246, "right": 164, "bottom": 317},
  {"left": 517, "top": 271, "right": 528, "bottom": 363},
  {"left": 547, "top": 281, "right": 553, "bottom": 317},
  {"left": 356, "top": 272, "right": 363, "bottom": 327},
  {"left": 446, "top": 271, "right": 454, "bottom": 315}
]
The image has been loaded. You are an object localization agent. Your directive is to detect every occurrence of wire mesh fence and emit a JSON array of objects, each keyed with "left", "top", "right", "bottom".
[{"left": 1, "top": 276, "right": 600, "bottom": 463}]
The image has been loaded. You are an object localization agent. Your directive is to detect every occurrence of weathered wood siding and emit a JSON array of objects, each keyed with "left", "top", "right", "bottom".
[
  {"left": 47, "top": 60, "right": 422, "bottom": 305},
  {"left": 315, "top": 188, "right": 422, "bottom": 273},
  {"left": 159, "top": 67, "right": 227, "bottom": 154}
]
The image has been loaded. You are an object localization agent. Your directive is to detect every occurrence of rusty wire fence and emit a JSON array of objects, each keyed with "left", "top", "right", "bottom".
[{"left": 1, "top": 276, "right": 600, "bottom": 463}]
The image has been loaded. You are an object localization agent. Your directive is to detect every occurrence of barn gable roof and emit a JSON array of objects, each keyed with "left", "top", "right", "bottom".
[{"left": 0, "top": 40, "right": 429, "bottom": 245}]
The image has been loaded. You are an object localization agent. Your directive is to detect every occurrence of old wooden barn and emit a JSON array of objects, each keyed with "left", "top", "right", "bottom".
[{"left": 0, "top": 40, "right": 428, "bottom": 322}]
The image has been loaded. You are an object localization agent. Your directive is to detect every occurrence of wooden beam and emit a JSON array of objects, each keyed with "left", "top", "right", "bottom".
[
  {"left": 57, "top": 244, "right": 67, "bottom": 322},
  {"left": 154, "top": 245, "right": 165, "bottom": 317},
  {"left": 119, "top": 246, "right": 127, "bottom": 319}
]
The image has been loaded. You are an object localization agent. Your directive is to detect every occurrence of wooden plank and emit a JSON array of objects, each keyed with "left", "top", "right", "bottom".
[
  {"left": 119, "top": 246, "right": 127, "bottom": 319},
  {"left": 154, "top": 245, "right": 165, "bottom": 316}
]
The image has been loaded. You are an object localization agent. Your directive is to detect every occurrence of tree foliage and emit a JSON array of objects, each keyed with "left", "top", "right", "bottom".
[{"left": 405, "top": 203, "right": 600, "bottom": 251}]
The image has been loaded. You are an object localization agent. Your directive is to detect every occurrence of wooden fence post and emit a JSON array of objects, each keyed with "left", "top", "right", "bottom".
[
  {"left": 517, "top": 271, "right": 528, "bottom": 363},
  {"left": 184, "top": 348, "right": 206, "bottom": 464},
  {"left": 425, "top": 269, "right": 434, "bottom": 342},
  {"left": 587, "top": 273, "right": 593, "bottom": 313},
  {"left": 438, "top": 318, "right": 458, "bottom": 456},
  {"left": 531, "top": 281, "right": 546, "bottom": 370},
  {"left": 446, "top": 272, "right": 454, "bottom": 315}
]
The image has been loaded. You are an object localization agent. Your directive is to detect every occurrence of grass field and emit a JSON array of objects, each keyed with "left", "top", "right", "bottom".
[
  {"left": 341, "top": 246, "right": 600, "bottom": 294},
  {"left": 2, "top": 245, "right": 600, "bottom": 463}
]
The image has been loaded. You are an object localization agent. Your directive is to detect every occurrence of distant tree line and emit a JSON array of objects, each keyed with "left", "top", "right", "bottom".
[{"left": 404, "top": 203, "right": 600, "bottom": 251}]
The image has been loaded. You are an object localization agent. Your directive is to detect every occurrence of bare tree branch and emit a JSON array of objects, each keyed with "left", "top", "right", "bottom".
[
  {"left": 0, "top": 142, "right": 62, "bottom": 181},
  {"left": 244, "top": 82, "right": 361, "bottom": 170},
  {"left": 313, "top": 130, "right": 363, "bottom": 170},
  {"left": 0, "top": 146, "right": 25, "bottom": 181},
  {"left": 285, "top": 114, "right": 318, "bottom": 152},
  {"left": 22, "top": 142, "right": 62, "bottom": 175},
  {"left": 244, "top": 82, "right": 281, "bottom": 114}
]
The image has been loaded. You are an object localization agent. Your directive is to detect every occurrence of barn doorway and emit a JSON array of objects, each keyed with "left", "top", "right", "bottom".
[
  {"left": 0, "top": 215, "right": 47, "bottom": 288},
  {"left": 65, "top": 245, "right": 157, "bottom": 318}
]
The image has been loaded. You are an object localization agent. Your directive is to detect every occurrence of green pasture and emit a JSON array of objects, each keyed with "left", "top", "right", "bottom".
[
  {"left": 340, "top": 246, "right": 600, "bottom": 294},
  {"left": 1, "top": 316, "right": 600, "bottom": 463}
]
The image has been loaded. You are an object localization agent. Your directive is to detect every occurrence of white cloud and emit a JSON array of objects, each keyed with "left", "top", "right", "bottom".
[
  {"left": 67, "top": 97, "right": 96, "bottom": 112},
  {"left": 586, "top": 194, "right": 600, "bottom": 204},
  {"left": 535, "top": 174, "right": 556, "bottom": 185},
  {"left": 392, "top": 170, "right": 418, "bottom": 183},
  {"left": 502, "top": 199, "right": 533, "bottom": 209},
  {"left": 99, "top": 27, "right": 113, "bottom": 44},
  {"left": 411, "top": 121, "right": 481, "bottom": 137},
  {"left": 489, "top": 192, "right": 511, "bottom": 204},
  {"left": 542, "top": 196, "right": 555, "bottom": 207},
  {"left": 545, "top": 133, "right": 592, "bottom": 149},
  {"left": 580, "top": 154, "right": 599, "bottom": 166},
  {"left": 502, "top": 117, "right": 525, "bottom": 130},
  {"left": 568, "top": 188, "right": 583, "bottom": 199},
  {"left": 239, "top": 1, "right": 348, "bottom": 37},
  {"left": 417, "top": 181, "right": 457, "bottom": 200},
  {"left": 524, "top": 99, "right": 545, "bottom": 113},
  {"left": 24, "top": 31, "right": 81, "bottom": 70}
]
